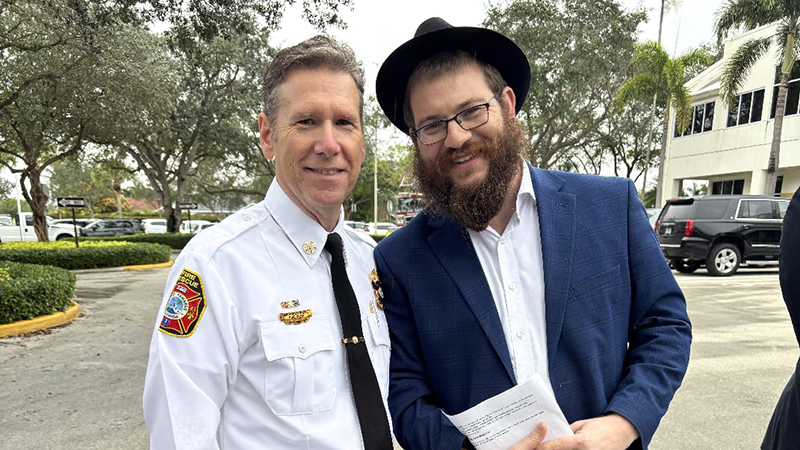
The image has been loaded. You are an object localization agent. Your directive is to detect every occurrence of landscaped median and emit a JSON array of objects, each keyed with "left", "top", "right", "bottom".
[
  {"left": 85, "top": 233, "right": 194, "bottom": 250},
  {"left": 0, "top": 241, "right": 173, "bottom": 337},
  {"left": 0, "top": 260, "right": 75, "bottom": 327},
  {"left": 0, "top": 240, "right": 172, "bottom": 270}
]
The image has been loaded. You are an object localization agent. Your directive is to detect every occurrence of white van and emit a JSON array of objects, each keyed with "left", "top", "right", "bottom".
[{"left": 179, "top": 220, "right": 212, "bottom": 234}]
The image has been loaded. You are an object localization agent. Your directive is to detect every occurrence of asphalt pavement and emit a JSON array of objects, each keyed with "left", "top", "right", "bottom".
[{"left": 0, "top": 265, "right": 796, "bottom": 449}]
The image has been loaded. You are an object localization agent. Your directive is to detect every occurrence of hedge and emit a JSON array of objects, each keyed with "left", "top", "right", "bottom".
[
  {"left": 85, "top": 233, "right": 194, "bottom": 250},
  {"left": 0, "top": 260, "right": 76, "bottom": 324},
  {"left": 0, "top": 241, "right": 171, "bottom": 270}
]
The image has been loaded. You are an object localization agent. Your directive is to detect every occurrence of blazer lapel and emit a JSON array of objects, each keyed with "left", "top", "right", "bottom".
[
  {"left": 529, "top": 166, "right": 576, "bottom": 365},
  {"left": 427, "top": 216, "right": 516, "bottom": 383}
]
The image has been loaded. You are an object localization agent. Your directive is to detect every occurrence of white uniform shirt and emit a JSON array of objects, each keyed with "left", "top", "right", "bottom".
[
  {"left": 467, "top": 165, "right": 552, "bottom": 388},
  {"left": 143, "top": 180, "right": 391, "bottom": 450}
]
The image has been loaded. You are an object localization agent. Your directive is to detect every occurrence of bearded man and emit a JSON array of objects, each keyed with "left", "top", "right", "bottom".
[{"left": 373, "top": 18, "right": 692, "bottom": 450}]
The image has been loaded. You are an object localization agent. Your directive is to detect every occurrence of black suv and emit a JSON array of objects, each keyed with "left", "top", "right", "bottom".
[
  {"left": 80, "top": 219, "right": 141, "bottom": 237},
  {"left": 656, "top": 195, "right": 790, "bottom": 276}
]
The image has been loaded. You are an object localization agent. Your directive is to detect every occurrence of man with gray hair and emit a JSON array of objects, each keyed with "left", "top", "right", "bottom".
[{"left": 143, "top": 35, "right": 394, "bottom": 450}]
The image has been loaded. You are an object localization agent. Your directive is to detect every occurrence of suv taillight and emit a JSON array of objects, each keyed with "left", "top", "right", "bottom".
[
  {"left": 654, "top": 220, "right": 658, "bottom": 233},
  {"left": 684, "top": 219, "right": 694, "bottom": 237}
]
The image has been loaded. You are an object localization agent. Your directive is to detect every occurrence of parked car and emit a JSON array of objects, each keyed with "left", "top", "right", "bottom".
[
  {"left": 80, "top": 219, "right": 140, "bottom": 237},
  {"left": 656, "top": 195, "right": 790, "bottom": 276},
  {"left": 197, "top": 222, "right": 216, "bottom": 231},
  {"left": 179, "top": 220, "right": 212, "bottom": 234},
  {"left": 646, "top": 207, "right": 662, "bottom": 230},
  {"left": 365, "top": 222, "right": 397, "bottom": 237},
  {"left": 0, "top": 212, "right": 76, "bottom": 242},
  {"left": 344, "top": 220, "right": 370, "bottom": 238},
  {"left": 52, "top": 218, "right": 94, "bottom": 228},
  {"left": 344, "top": 220, "right": 367, "bottom": 231},
  {"left": 141, "top": 218, "right": 168, "bottom": 234}
]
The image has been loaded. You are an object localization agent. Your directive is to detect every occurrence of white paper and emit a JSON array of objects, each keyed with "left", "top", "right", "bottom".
[{"left": 444, "top": 374, "right": 573, "bottom": 449}]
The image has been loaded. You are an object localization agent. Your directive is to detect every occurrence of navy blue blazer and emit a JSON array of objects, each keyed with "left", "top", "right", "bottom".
[{"left": 374, "top": 165, "right": 692, "bottom": 450}]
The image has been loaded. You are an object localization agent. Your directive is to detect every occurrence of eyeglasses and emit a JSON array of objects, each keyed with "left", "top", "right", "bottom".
[{"left": 412, "top": 93, "right": 500, "bottom": 145}]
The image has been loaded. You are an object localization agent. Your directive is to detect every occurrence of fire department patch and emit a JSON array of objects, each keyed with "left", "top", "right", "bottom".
[{"left": 159, "top": 268, "right": 207, "bottom": 338}]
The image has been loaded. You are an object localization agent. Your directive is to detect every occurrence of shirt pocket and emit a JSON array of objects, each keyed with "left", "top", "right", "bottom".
[{"left": 260, "top": 314, "right": 336, "bottom": 415}]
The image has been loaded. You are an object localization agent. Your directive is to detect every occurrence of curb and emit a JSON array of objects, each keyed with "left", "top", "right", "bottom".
[
  {"left": 71, "top": 260, "right": 174, "bottom": 274},
  {"left": 122, "top": 261, "right": 174, "bottom": 271},
  {"left": 0, "top": 301, "right": 81, "bottom": 338}
]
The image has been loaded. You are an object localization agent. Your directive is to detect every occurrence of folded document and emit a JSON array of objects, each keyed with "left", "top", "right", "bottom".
[{"left": 444, "top": 374, "right": 574, "bottom": 449}]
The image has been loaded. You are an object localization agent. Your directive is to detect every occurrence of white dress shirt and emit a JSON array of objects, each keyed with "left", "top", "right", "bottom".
[
  {"left": 143, "top": 179, "right": 391, "bottom": 450},
  {"left": 467, "top": 164, "right": 552, "bottom": 388}
]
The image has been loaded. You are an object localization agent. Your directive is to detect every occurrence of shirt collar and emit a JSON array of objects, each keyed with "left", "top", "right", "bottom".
[
  {"left": 517, "top": 161, "right": 536, "bottom": 207},
  {"left": 264, "top": 178, "right": 345, "bottom": 268}
]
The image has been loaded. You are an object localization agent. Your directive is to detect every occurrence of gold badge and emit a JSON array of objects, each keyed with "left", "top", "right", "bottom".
[
  {"left": 280, "top": 299, "right": 300, "bottom": 309},
  {"left": 370, "top": 269, "right": 385, "bottom": 310},
  {"left": 302, "top": 240, "right": 317, "bottom": 255},
  {"left": 280, "top": 309, "right": 312, "bottom": 325}
]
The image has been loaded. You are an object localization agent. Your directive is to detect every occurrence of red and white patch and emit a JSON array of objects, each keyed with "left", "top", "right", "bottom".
[{"left": 159, "top": 268, "right": 206, "bottom": 338}]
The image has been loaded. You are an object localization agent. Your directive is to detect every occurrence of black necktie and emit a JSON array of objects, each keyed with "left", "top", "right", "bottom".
[{"left": 324, "top": 232, "right": 393, "bottom": 450}]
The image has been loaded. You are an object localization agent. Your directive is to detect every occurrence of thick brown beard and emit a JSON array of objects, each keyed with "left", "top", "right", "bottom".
[{"left": 413, "top": 113, "right": 528, "bottom": 231}]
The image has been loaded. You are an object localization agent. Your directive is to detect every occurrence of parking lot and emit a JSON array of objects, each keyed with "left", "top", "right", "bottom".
[{"left": 0, "top": 265, "right": 796, "bottom": 449}]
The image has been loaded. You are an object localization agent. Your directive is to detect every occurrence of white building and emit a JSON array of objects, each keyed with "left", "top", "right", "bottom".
[{"left": 663, "top": 23, "right": 800, "bottom": 200}]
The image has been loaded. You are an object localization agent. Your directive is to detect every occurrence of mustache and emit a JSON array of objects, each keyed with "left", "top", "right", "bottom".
[{"left": 436, "top": 140, "right": 489, "bottom": 169}]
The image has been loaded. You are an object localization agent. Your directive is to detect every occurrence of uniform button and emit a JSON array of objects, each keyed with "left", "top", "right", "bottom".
[
  {"left": 299, "top": 345, "right": 307, "bottom": 353},
  {"left": 516, "top": 330, "right": 524, "bottom": 339},
  {"left": 243, "top": 215, "right": 252, "bottom": 222},
  {"left": 500, "top": 238, "right": 507, "bottom": 244},
  {"left": 508, "top": 282, "right": 516, "bottom": 290}
]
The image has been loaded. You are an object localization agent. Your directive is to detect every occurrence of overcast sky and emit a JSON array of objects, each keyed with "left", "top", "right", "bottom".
[{"left": 269, "top": 0, "right": 727, "bottom": 96}]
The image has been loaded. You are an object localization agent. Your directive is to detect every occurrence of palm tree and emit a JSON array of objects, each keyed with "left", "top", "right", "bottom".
[
  {"left": 615, "top": 42, "right": 713, "bottom": 206},
  {"left": 715, "top": 0, "right": 799, "bottom": 196}
]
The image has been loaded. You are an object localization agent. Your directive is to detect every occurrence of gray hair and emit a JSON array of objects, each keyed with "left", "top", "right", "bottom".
[
  {"left": 403, "top": 50, "right": 507, "bottom": 131},
  {"left": 262, "top": 35, "right": 365, "bottom": 125}
]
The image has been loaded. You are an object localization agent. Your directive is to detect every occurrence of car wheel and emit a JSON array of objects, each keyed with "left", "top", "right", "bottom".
[
  {"left": 55, "top": 235, "right": 72, "bottom": 241},
  {"left": 672, "top": 259, "right": 699, "bottom": 274},
  {"left": 706, "top": 243, "right": 741, "bottom": 276}
]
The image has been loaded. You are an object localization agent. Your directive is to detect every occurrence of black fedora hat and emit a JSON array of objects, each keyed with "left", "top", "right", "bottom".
[{"left": 376, "top": 17, "right": 530, "bottom": 134}]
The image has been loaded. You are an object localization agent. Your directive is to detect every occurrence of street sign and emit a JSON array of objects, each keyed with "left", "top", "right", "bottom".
[
  {"left": 57, "top": 197, "right": 86, "bottom": 208},
  {"left": 178, "top": 202, "right": 198, "bottom": 210}
]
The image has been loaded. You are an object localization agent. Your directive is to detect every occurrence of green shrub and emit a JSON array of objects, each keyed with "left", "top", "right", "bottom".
[
  {"left": 0, "top": 241, "right": 171, "bottom": 270},
  {"left": 0, "top": 261, "right": 76, "bottom": 324},
  {"left": 85, "top": 233, "right": 193, "bottom": 249}
]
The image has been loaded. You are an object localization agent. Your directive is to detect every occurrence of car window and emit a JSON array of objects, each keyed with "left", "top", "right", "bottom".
[
  {"left": 25, "top": 216, "right": 33, "bottom": 226},
  {"left": 694, "top": 199, "right": 731, "bottom": 219},
  {"left": 661, "top": 203, "right": 695, "bottom": 221},
  {"left": 777, "top": 200, "right": 790, "bottom": 219},
  {"left": 738, "top": 200, "right": 777, "bottom": 219}
]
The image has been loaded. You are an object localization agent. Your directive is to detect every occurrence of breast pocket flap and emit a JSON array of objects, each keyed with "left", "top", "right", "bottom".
[
  {"left": 260, "top": 314, "right": 335, "bottom": 361},
  {"left": 572, "top": 264, "right": 622, "bottom": 297}
]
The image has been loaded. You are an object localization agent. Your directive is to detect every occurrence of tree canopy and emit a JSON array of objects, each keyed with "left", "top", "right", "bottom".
[{"left": 485, "top": 0, "right": 646, "bottom": 170}]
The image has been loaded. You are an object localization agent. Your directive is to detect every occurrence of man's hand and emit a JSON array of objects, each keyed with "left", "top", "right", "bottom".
[
  {"left": 509, "top": 421, "right": 548, "bottom": 450},
  {"left": 535, "top": 414, "right": 638, "bottom": 450}
]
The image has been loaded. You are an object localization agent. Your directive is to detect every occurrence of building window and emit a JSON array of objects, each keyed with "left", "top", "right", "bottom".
[
  {"left": 776, "top": 175, "right": 784, "bottom": 195},
  {"left": 770, "top": 61, "right": 800, "bottom": 118},
  {"left": 727, "top": 89, "right": 765, "bottom": 127},
  {"left": 675, "top": 101, "right": 715, "bottom": 137},
  {"left": 711, "top": 179, "right": 744, "bottom": 195}
]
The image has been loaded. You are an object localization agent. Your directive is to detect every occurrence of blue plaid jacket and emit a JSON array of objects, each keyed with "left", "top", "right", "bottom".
[{"left": 374, "top": 165, "right": 691, "bottom": 450}]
